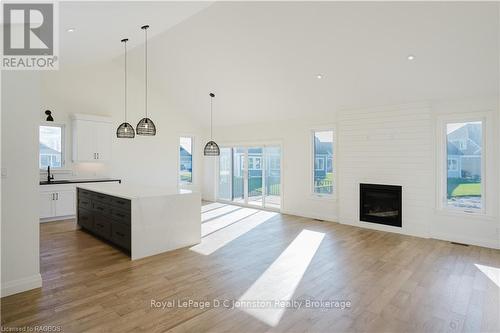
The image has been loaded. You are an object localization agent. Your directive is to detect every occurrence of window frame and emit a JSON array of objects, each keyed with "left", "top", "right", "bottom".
[
  {"left": 310, "top": 128, "right": 336, "bottom": 199},
  {"left": 178, "top": 135, "right": 194, "bottom": 185},
  {"left": 438, "top": 116, "right": 486, "bottom": 215},
  {"left": 39, "top": 123, "right": 66, "bottom": 170}
]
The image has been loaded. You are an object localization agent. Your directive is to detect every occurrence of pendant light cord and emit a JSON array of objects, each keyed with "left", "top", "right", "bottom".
[
  {"left": 210, "top": 96, "right": 213, "bottom": 139},
  {"left": 144, "top": 26, "right": 148, "bottom": 119},
  {"left": 124, "top": 40, "right": 127, "bottom": 122}
]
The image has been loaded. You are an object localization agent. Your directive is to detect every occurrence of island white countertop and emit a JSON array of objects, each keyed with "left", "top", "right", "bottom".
[{"left": 77, "top": 183, "right": 194, "bottom": 200}]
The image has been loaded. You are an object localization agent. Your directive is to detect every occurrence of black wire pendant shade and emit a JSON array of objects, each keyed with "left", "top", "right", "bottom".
[
  {"left": 204, "top": 93, "right": 220, "bottom": 156},
  {"left": 204, "top": 140, "right": 220, "bottom": 156},
  {"left": 117, "top": 38, "right": 135, "bottom": 138},
  {"left": 117, "top": 122, "right": 135, "bottom": 138},
  {"left": 137, "top": 25, "right": 156, "bottom": 136},
  {"left": 136, "top": 118, "right": 156, "bottom": 136}
]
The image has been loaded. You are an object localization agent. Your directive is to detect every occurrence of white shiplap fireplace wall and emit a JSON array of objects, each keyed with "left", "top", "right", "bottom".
[
  {"left": 337, "top": 100, "right": 499, "bottom": 249},
  {"left": 337, "top": 102, "right": 434, "bottom": 238}
]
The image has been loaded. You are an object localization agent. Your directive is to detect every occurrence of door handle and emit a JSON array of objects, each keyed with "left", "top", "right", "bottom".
[
  {"left": 56, "top": 193, "right": 59, "bottom": 200},
  {"left": 97, "top": 153, "right": 99, "bottom": 159},
  {"left": 52, "top": 193, "right": 55, "bottom": 200}
]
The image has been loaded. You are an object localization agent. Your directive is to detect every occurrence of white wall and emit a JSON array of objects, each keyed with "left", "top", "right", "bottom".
[
  {"left": 207, "top": 97, "right": 500, "bottom": 249},
  {"left": 337, "top": 102, "right": 434, "bottom": 238},
  {"left": 40, "top": 58, "right": 204, "bottom": 192},
  {"left": 205, "top": 116, "right": 338, "bottom": 221},
  {"left": 1, "top": 72, "right": 43, "bottom": 296}
]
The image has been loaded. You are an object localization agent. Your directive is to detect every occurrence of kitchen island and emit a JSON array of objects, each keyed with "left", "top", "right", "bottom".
[{"left": 76, "top": 183, "right": 201, "bottom": 260}]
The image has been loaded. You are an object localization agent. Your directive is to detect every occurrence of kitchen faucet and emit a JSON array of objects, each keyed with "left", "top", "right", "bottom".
[{"left": 47, "top": 165, "right": 54, "bottom": 182}]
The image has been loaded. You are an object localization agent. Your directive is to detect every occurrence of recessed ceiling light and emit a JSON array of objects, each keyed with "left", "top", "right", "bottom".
[
  {"left": 67, "top": 28, "right": 75, "bottom": 33},
  {"left": 407, "top": 55, "right": 415, "bottom": 60},
  {"left": 316, "top": 74, "right": 323, "bottom": 79}
]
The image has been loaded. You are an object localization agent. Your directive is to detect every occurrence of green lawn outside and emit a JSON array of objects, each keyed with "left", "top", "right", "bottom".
[{"left": 447, "top": 178, "right": 481, "bottom": 197}]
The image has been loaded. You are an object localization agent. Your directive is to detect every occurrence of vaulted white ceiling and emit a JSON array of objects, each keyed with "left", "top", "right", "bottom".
[
  {"left": 59, "top": 1, "right": 212, "bottom": 66},
  {"left": 59, "top": 2, "right": 499, "bottom": 127}
]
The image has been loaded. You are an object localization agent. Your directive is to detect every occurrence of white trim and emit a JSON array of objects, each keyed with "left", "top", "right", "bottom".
[
  {"left": 39, "top": 123, "right": 66, "bottom": 170},
  {"left": 281, "top": 208, "right": 337, "bottom": 223},
  {"left": 1, "top": 274, "right": 42, "bottom": 297},
  {"left": 40, "top": 214, "right": 75, "bottom": 223},
  {"left": 431, "top": 232, "right": 500, "bottom": 250},
  {"left": 216, "top": 143, "right": 284, "bottom": 211},
  {"left": 178, "top": 135, "right": 194, "bottom": 186},
  {"left": 310, "top": 127, "right": 336, "bottom": 200},
  {"left": 436, "top": 114, "right": 488, "bottom": 215}
]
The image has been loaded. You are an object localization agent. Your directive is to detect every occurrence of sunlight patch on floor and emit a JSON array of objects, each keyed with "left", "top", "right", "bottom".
[
  {"left": 202, "top": 205, "right": 241, "bottom": 222},
  {"left": 238, "top": 229, "right": 325, "bottom": 326},
  {"left": 475, "top": 263, "right": 500, "bottom": 288},
  {"left": 202, "top": 208, "right": 259, "bottom": 237},
  {"left": 201, "top": 202, "right": 227, "bottom": 213},
  {"left": 191, "top": 210, "right": 278, "bottom": 255}
]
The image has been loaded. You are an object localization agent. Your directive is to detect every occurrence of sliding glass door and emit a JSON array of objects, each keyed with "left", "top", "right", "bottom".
[
  {"left": 247, "top": 147, "right": 263, "bottom": 207},
  {"left": 217, "top": 145, "right": 281, "bottom": 210}
]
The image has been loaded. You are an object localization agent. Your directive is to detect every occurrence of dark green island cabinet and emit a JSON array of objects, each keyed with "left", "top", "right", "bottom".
[{"left": 77, "top": 188, "right": 131, "bottom": 253}]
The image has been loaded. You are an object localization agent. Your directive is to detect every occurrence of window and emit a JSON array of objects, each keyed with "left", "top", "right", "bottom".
[
  {"left": 39, "top": 125, "right": 64, "bottom": 169},
  {"left": 447, "top": 158, "right": 458, "bottom": 171},
  {"left": 248, "top": 156, "right": 262, "bottom": 170},
  {"left": 312, "top": 130, "right": 334, "bottom": 195},
  {"left": 179, "top": 137, "right": 193, "bottom": 184},
  {"left": 314, "top": 157, "right": 324, "bottom": 171},
  {"left": 445, "top": 121, "right": 482, "bottom": 211}
]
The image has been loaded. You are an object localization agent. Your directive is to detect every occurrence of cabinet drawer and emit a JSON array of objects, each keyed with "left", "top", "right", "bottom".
[
  {"left": 78, "top": 189, "right": 92, "bottom": 199},
  {"left": 92, "top": 201, "right": 111, "bottom": 216},
  {"left": 78, "top": 197, "right": 92, "bottom": 210},
  {"left": 78, "top": 208, "right": 94, "bottom": 230},
  {"left": 110, "top": 196, "right": 131, "bottom": 210},
  {"left": 111, "top": 208, "right": 130, "bottom": 225},
  {"left": 93, "top": 214, "right": 112, "bottom": 239},
  {"left": 91, "top": 192, "right": 111, "bottom": 204},
  {"left": 111, "top": 221, "right": 131, "bottom": 250}
]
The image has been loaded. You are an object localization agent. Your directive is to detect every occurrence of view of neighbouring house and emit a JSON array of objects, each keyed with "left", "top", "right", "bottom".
[
  {"left": 446, "top": 122, "right": 482, "bottom": 209},
  {"left": 313, "top": 131, "right": 334, "bottom": 194},
  {"left": 179, "top": 146, "right": 192, "bottom": 183},
  {"left": 39, "top": 143, "right": 62, "bottom": 169}
]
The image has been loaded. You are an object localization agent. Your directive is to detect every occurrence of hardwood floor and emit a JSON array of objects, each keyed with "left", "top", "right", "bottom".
[{"left": 2, "top": 203, "right": 500, "bottom": 332}]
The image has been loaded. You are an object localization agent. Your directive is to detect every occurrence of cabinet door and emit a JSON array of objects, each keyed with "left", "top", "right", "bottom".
[
  {"left": 54, "top": 190, "right": 76, "bottom": 217},
  {"left": 73, "top": 120, "right": 96, "bottom": 162},
  {"left": 94, "top": 122, "right": 112, "bottom": 161},
  {"left": 40, "top": 192, "right": 55, "bottom": 219}
]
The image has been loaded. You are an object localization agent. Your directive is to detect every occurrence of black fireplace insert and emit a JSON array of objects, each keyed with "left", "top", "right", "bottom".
[{"left": 360, "top": 183, "right": 402, "bottom": 227}]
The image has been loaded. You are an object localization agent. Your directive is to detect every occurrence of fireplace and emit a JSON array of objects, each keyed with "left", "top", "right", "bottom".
[{"left": 360, "top": 183, "right": 402, "bottom": 227}]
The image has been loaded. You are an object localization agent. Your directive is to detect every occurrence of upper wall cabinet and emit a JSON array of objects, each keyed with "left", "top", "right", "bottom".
[{"left": 72, "top": 114, "right": 112, "bottom": 162}]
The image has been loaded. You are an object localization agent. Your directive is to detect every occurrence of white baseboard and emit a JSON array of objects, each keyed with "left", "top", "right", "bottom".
[
  {"left": 1, "top": 274, "right": 42, "bottom": 297},
  {"left": 281, "top": 209, "right": 338, "bottom": 223},
  {"left": 431, "top": 232, "right": 500, "bottom": 249},
  {"left": 40, "top": 215, "right": 75, "bottom": 223}
]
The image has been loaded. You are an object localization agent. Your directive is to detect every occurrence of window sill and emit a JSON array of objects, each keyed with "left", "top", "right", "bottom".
[
  {"left": 310, "top": 193, "right": 337, "bottom": 202},
  {"left": 434, "top": 208, "right": 495, "bottom": 221},
  {"left": 39, "top": 168, "right": 72, "bottom": 173}
]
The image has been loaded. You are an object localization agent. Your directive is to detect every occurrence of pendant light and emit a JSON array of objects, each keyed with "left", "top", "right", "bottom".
[
  {"left": 136, "top": 25, "right": 156, "bottom": 136},
  {"left": 116, "top": 38, "right": 135, "bottom": 138},
  {"left": 204, "top": 93, "right": 220, "bottom": 156}
]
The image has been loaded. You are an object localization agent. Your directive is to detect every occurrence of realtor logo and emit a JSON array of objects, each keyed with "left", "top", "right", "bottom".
[{"left": 2, "top": 2, "right": 59, "bottom": 70}]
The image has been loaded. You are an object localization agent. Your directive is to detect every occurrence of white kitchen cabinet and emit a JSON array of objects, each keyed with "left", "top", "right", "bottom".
[
  {"left": 55, "top": 190, "right": 76, "bottom": 216},
  {"left": 72, "top": 114, "right": 112, "bottom": 162},
  {"left": 40, "top": 191, "right": 55, "bottom": 219},
  {"left": 40, "top": 187, "right": 76, "bottom": 220}
]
